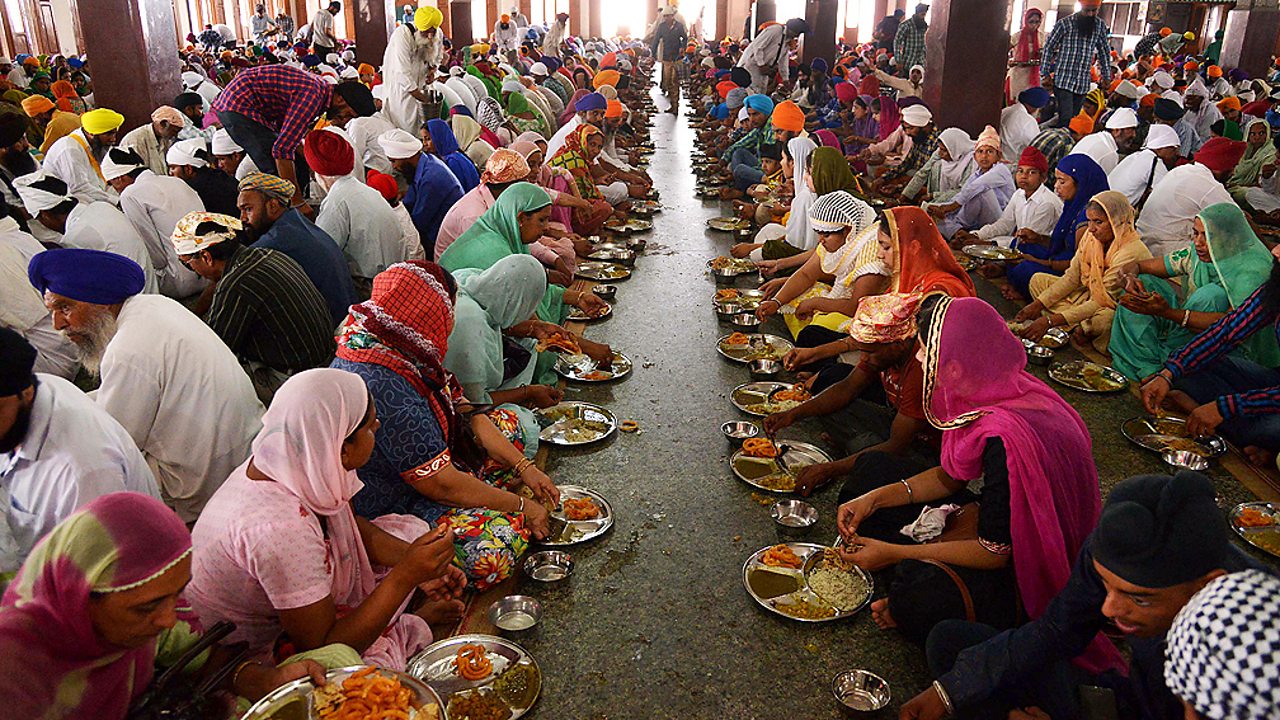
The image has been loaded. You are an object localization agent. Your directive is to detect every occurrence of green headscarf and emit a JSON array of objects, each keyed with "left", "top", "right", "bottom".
[
  {"left": 506, "top": 91, "right": 531, "bottom": 115},
  {"left": 446, "top": 255, "right": 548, "bottom": 401},
  {"left": 1229, "top": 118, "right": 1276, "bottom": 188},
  {"left": 1196, "top": 202, "right": 1280, "bottom": 366},
  {"left": 809, "top": 146, "right": 861, "bottom": 195},
  {"left": 438, "top": 182, "right": 566, "bottom": 321}
]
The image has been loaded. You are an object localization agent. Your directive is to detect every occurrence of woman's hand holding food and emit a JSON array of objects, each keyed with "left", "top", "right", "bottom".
[
  {"left": 838, "top": 535, "right": 899, "bottom": 572},
  {"left": 521, "top": 384, "right": 563, "bottom": 409},
  {"left": 521, "top": 499, "right": 552, "bottom": 539},
  {"left": 519, "top": 466, "right": 561, "bottom": 509},
  {"left": 1140, "top": 372, "right": 1173, "bottom": 415},
  {"left": 578, "top": 337, "right": 613, "bottom": 364},
  {"left": 762, "top": 409, "right": 796, "bottom": 436},
  {"left": 1019, "top": 316, "right": 1051, "bottom": 342},
  {"left": 730, "top": 243, "right": 756, "bottom": 259},
  {"left": 395, "top": 526, "right": 456, "bottom": 588},
  {"left": 758, "top": 277, "right": 786, "bottom": 299},
  {"left": 836, "top": 494, "right": 879, "bottom": 542},
  {"left": 575, "top": 291, "right": 610, "bottom": 316},
  {"left": 755, "top": 297, "right": 782, "bottom": 321},
  {"left": 1015, "top": 300, "right": 1044, "bottom": 323},
  {"left": 1185, "top": 402, "right": 1225, "bottom": 437},
  {"left": 793, "top": 462, "right": 837, "bottom": 498},
  {"left": 1117, "top": 286, "right": 1169, "bottom": 316},
  {"left": 782, "top": 346, "right": 820, "bottom": 371}
]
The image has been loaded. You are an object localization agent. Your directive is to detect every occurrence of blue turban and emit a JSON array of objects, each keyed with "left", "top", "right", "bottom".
[
  {"left": 1018, "top": 86, "right": 1051, "bottom": 109},
  {"left": 28, "top": 248, "right": 145, "bottom": 305},
  {"left": 710, "top": 103, "right": 729, "bottom": 120},
  {"left": 811, "top": 57, "right": 828, "bottom": 73},
  {"left": 714, "top": 69, "right": 730, "bottom": 79},
  {"left": 744, "top": 94, "right": 775, "bottom": 115},
  {"left": 543, "top": 57, "right": 561, "bottom": 72},
  {"left": 67, "top": 57, "right": 84, "bottom": 69},
  {"left": 302, "top": 54, "right": 322, "bottom": 68},
  {"left": 575, "top": 92, "right": 607, "bottom": 112}
]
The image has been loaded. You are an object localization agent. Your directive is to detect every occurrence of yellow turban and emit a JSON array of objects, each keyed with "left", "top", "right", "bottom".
[
  {"left": 81, "top": 108, "right": 125, "bottom": 135},
  {"left": 593, "top": 69, "right": 621, "bottom": 89},
  {"left": 414, "top": 6, "right": 442, "bottom": 31},
  {"left": 20, "top": 95, "right": 53, "bottom": 117}
]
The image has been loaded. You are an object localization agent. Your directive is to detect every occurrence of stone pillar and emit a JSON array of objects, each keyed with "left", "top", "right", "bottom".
[
  {"left": 644, "top": 0, "right": 659, "bottom": 33},
  {"left": 518, "top": 0, "right": 531, "bottom": 20},
  {"left": 450, "top": 0, "right": 473, "bottom": 43},
  {"left": 802, "top": 0, "right": 836, "bottom": 66},
  {"left": 1221, "top": 7, "right": 1280, "bottom": 78},
  {"left": 588, "top": 0, "right": 601, "bottom": 38},
  {"left": 921, "top": 0, "right": 1007, "bottom": 135},
  {"left": 352, "top": 0, "right": 391, "bottom": 63},
  {"left": 716, "top": 0, "right": 729, "bottom": 40},
  {"left": 79, "top": 0, "right": 182, "bottom": 131},
  {"left": 755, "top": 0, "right": 775, "bottom": 29},
  {"left": 485, "top": 0, "right": 497, "bottom": 35}
]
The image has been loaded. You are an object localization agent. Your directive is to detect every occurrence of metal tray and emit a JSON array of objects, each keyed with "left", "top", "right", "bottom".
[
  {"left": 730, "top": 441, "right": 832, "bottom": 493},
  {"left": 707, "top": 257, "right": 758, "bottom": 275},
  {"left": 1229, "top": 502, "right": 1280, "bottom": 559},
  {"left": 1120, "top": 416, "right": 1228, "bottom": 457},
  {"left": 575, "top": 261, "right": 631, "bottom": 282},
  {"left": 962, "top": 244, "right": 1023, "bottom": 261},
  {"left": 713, "top": 289, "right": 766, "bottom": 312},
  {"left": 406, "top": 634, "right": 541, "bottom": 719},
  {"left": 554, "top": 351, "right": 632, "bottom": 383},
  {"left": 535, "top": 401, "right": 617, "bottom": 446},
  {"left": 538, "top": 485, "right": 614, "bottom": 546},
  {"left": 731, "top": 382, "right": 808, "bottom": 417},
  {"left": 742, "top": 543, "right": 873, "bottom": 623},
  {"left": 630, "top": 200, "right": 663, "bottom": 216},
  {"left": 566, "top": 302, "right": 613, "bottom": 322},
  {"left": 604, "top": 218, "right": 653, "bottom": 234},
  {"left": 239, "top": 665, "right": 444, "bottom": 720},
  {"left": 1047, "top": 361, "right": 1129, "bottom": 393},
  {"left": 707, "top": 216, "right": 750, "bottom": 232},
  {"left": 717, "top": 333, "right": 795, "bottom": 363}
]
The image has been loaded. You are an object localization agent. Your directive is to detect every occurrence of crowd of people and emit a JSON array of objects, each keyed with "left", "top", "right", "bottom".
[{"left": 0, "top": 0, "right": 1277, "bottom": 718}]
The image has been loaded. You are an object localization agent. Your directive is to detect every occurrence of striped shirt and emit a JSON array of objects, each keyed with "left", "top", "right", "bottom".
[
  {"left": 205, "top": 245, "right": 335, "bottom": 372},
  {"left": 893, "top": 19, "right": 926, "bottom": 73},
  {"left": 1040, "top": 14, "right": 1112, "bottom": 95},
  {"left": 211, "top": 65, "right": 332, "bottom": 160},
  {"left": 1028, "top": 127, "right": 1076, "bottom": 176},
  {"left": 884, "top": 128, "right": 939, "bottom": 183},
  {"left": 1166, "top": 284, "right": 1280, "bottom": 419}
]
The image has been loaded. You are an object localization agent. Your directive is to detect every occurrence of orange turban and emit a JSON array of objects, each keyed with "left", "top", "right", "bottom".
[
  {"left": 1184, "top": 61, "right": 1199, "bottom": 71},
  {"left": 1140, "top": 93, "right": 1158, "bottom": 109},
  {"left": 605, "top": 99, "right": 623, "bottom": 119},
  {"left": 1068, "top": 114, "right": 1094, "bottom": 135},
  {"left": 1218, "top": 96, "right": 1242, "bottom": 112},
  {"left": 357, "top": 63, "right": 375, "bottom": 75},
  {"left": 716, "top": 79, "right": 736, "bottom": 99},
  {"left": 21, "top": 95, "right": 53, "bottom": 116},
  {"left": 600, "top": 52, "right": 617, "bottom": 68},
  {"left": 770, "top": 100, "right": 805, "bottom": 132},
  {"left": 593, "top": 69, "right": 621, "bottom": 89},
  {"left": 1207, "top": 65, "right": 1223, "bottom": 78},
  {"left": 1159, "top": 27, "right": 1172, "bottom": 37}
]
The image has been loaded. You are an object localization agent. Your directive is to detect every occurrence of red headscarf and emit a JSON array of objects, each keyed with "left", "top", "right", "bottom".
[
  {"left": 1014, "top": 7, "right": 1043, "bottom": 88},
  {"left": 883, "top": 206, "right": 976, "bottom": 299}
]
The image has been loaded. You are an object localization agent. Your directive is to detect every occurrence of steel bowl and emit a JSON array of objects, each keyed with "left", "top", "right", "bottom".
[
  {"left": 749, "top": 358, "right": 782, "bottom": 380},
  {"left": 626, "top": 236, "right": 648, "bottom": 252},
  {"left": 730, "top": 312, "right": 762, "bottom": 332},
  {"left": 771, "top": 499, "right": 817, "bottom": 536},
  {"left": 831, "top": 670, "right": 892, "bottom": 714},
  {"left": 522, "top": 550, "right": 574, "bottom": 582},
  {"left": 1041, "top": 327, "right": 1070, "bottom": 349},
  {"left": 589, "top": 249, "right": 636, "bottom": 267},
  {"left": 1026, "top": 345, "right": 1054, "bottom": 366},
  {"left": 714, "top": 301, "right": 740, "bottom": 322},
  {"left": 1163, "top": 449, "right": 1210, "bottom": 472},
  {"left": 487, "top": 595, "right": 543, "bottom": 632},
  {"left": 591, "top": 284, "right": 617, "bottom": 301},
  {"left": 721, "top": 420, "right": 760, "bottom": 447},
  {"left": 712, "top": 267, "right": 740, "bottom": 284}
]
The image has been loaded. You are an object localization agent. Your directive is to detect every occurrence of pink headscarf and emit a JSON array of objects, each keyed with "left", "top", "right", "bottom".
[
  {"left": 250, "top": 368, "right": 376, "bottom": 606},
  {"left": 879, "top": 99, "right": 901, "bottom": 141},
  {"left": 0, "top": 493, "right": 192, "bottom": 717},
  {"left": 813, "top": 129, "right": 842, "bottom": 149},
  {"left": 511, "top": 138, "right": 575, "bottom": 230},
  {"left": 920, "top": 297, "right": 1126, "bottom": 676},
  {"left": 560, "top": 89, "right": 589, "bottom": 126}
]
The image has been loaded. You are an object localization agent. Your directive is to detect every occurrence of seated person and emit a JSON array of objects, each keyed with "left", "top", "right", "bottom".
[
  {"left": 731, "top": 138, "right": 812, "bottom": 260},
  {"left": 719, "top": 94, "right": 776, "bottom": 194},
  {"left": 900, "top": 472, "right": 1269, "bottom": 720},
  {"left": 1015, "top": 190, "right": 1153, "bottom": 353},
  {"left": 925, "top": 126, "right": 1015, "bottom": 240},
  {"left": 753, "top": 146, "right": 864, "bottom": 276},
  {"left": 763, "top": 293, "right": 938, "bottom": 497},
  {"left": 872, "top": 105, "right": 938, "bottom": 197},
  {"left": 953, "top": 146, "right": 1061, "bottom": 250},
  {"left": 835, "top": 297, "right": 1105, "bottom": 646},
  {"left": 188, "top": 369, "right": 465, "bottom": 669},
  {"left": 900, "top": 127, "right": 975, "bottom": 207},
  {"left": 546, "top": 124, "right": 631, "bottom": 232},
  {"left": 1111, "top": 202, "right": 1277, "bottom": 380}
]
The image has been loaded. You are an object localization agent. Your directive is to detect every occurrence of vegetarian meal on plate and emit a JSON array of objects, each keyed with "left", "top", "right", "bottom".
[
  {"left": 313, "top": 666, "right": 439, "bottom": 720},
  {"left": 761, "top": 544, "right": 803, "bottom": 569},
  {"left": 535, "top": 332, "right": 581, "bottom": 354},
  {"left": 709, "top": 256, "right": 757, "bottom": 273},
  {"left": 742, "top": 438, "right": 779, "bottom": 458},
  {"left": 562, "top": 497, "right": 601, "bottom": 520}
]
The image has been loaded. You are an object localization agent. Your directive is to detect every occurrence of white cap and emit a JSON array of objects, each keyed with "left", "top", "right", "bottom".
[
  {"left": 1113, "top": 81, "right": 1140, "bottom": 100},
  {"left": 530, "top": 62, "right": 548, "bottom": 76},
  {"left": 1151, "top": 70, "right": 1174, "bottom": 90},
  {"left": 737, "top": 107, "right": 749, "bottom": 121},
  {"left": 210, "top": 128, "right": 243, "bottom": 155},
  {"left": 325, "top": 52, "right": 340, "bottom": 64},
  {"left": 1144, "top": 123, "right": 1181, "bottom": 151},
  {"left": 901, "top": 104, "right": 933, "bottom": 127},
  {"left": 13, "top": 172, "right": 69, "bottom": 214},
  {"left": 340, "top": 66, "right": 358, "bottom": 79},
  {"left": 1161, "top": 89, "right": 1184, "bottom": 107},
  {"left": 379, "top": 128, "right": 423, "bottom": 159},
  {"left": 181, "top": 70, "right": 204, "bottom": 89},
  {"left": 1105, "top": 108, "right": 1138, "bottom": 130},
  {"left": 101, "top": 147, "right": 146, "bottom": 181},
  {"left": 0, "top": 57, "right": 12, "bottom": 65},
  {"left": 166, "top": 137, "right": 210, "bottom": 168}
]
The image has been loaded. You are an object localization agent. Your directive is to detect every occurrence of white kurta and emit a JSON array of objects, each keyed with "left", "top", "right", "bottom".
[
  {"left": 1135, "top": 162, "right": 1234, "bottom": 257},
  {"left": 381, "top": 25, "right": 432, "bottom": 133},
  {"left": 391, "top": 201, "right": 425, "bottom": 260},
  {"left": 736, "top": 24, "right": 791, "bottom": 93},
  {"left": 1, "top": 374, "right": 158, "bottom": 562},
  {"left": 118, "top": 170, "right": 207, "bottom": 298},
  {"left": 43, "top": 129, "right": 117, "bottom": 205},
  {"left": 315, "top": 175, "right": 408, "bottom": 279},
  {"left": 63, "top": 201, "right": 159, "bottom": 294},
  {"left": 1067, "top": 132, "right": 1119, "bottom": 174},
  {"left": 542, "top": 20, "right": 567, "bottom": 55},
  {"left": 1000, "top": 104, "right": 1040, "bottom": 165},
  {"left": 447, "top": 76, "right": 479, "bottom": 114},
  {"left": 0, "top": 219, "right": 78, "bottom": 379},
  {"left": 974, "top": 183, "right": 1064, "bottom": 248},
  {"left": 1243, "top": 170, "right": 1280, "bottom": 213},
  {"left": 1107, "top": 149, "right": 1169, "bottom": 207},
  {"left": 492, "top": 22, "right": 520, "bottom": 52},
  {"left": 344, "top": 114, "right": 396, "bottom": 175},
  {"left": 97, "top": 294, "right": 263, "bottom": 521},
  {"left": 119, "top": 124, "right": 174, "bottom": 177}
]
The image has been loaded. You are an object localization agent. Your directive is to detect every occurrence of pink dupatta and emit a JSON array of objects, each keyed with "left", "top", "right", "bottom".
[{"left": 920, "top": 297, "right": 1126, "bottom": 676}]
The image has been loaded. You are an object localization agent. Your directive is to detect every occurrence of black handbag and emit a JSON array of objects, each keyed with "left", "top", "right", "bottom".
[{"left": 127, "top": 621, "right": 249, "bottom": 720}]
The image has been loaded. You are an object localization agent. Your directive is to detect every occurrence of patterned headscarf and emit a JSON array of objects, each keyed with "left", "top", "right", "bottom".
[
  {"left": 547, "top": 123, "right": 603, "bottom": 200},
  {"left": 480, "top": 147, "right": 531, "bottom": 184},
  {"left": 238, "top": 171, "right": 296, "bottom": 204},
  {"left": 807, "top": 190, "right": 876, "bottom": 233},
  {"left": 170, "top": 211, "right": 243, "bottom": 255},
  {"left": 476, "top": 96, "right": 506, "bottom": 133}
]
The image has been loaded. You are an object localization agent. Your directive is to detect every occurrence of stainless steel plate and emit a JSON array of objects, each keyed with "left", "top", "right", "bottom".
[
  {"left": 707, "top": 216, "right": 750, "bottom": 232},
  {"left": 1230, "top": 502, "right": 1280, "bottom": 559},
  {"left": 962, "top": 244, "right": 1023, "bottom": 261},
  {"left": 575, "top": 261, "right": 632, "bottom": 282},
  {"left": 707, "top": 257, "right": 758, "bottom": 275},
  {"left": 538, "top": 485, "right": 614, "bottom": 546},
  {"left": 239, "top": 666, "right": 444, "bottom": 720},
  {"left": 1120, "top": 416, "right": 1227, "bottom": 457},
  {"left": 406, "top": 634, "right": 541, "bottom": 719},
  {"left": 566, "top": 302, "right": 613, "bottom": 322},
  {"left": 535, "top": 401, "right": 617, "bottom": 446},
  {"left": 731, "top": 381, "right": 807, "bottom": 417},
  {"left": 554, "top": 351, "right": 632, "bottom": 383},
  {"left": 1048, "top": 361, "right": 1129, "bottom": 393},
  {"left": 741, "top": 543, "right": 873, "bottom": 623},
  {"left": 717, "top": 333, "right": 795, "bottom": 363},
  {"left": 730, "top": 441, "right": 832, "bottom": 493}
]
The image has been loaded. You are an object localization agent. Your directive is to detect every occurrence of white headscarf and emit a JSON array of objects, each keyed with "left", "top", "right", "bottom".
[
  {"left": 937, "top": 127, "right": 976, "bottom": 190},
  {"left": 785, "top": 137, "right": 818, "bottom": 250}
]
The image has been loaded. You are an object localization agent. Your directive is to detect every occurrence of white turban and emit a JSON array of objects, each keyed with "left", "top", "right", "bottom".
[
  {"left": 1105, "top": 108, "right": 1139, "bottom": 130},
  {"left": 1144, "top": 124, "right": 1181, "bottom": 150},
  {"left": 1114, "top": 81, "right": 1140, "bottom": 100},
  {"left": 379, "top": 128, "right": 423, "bottom": 160},
  {"left": 501, "top": 77, "right": 523, "bottom": 94},
  {"left": 14, "top": 172, "right": 69, "bottom": 215},
  {"left": 530, "top": 62, "right": 548, "bottom": 76},
  {"left": 101, "top": 147, "right": 146, "bottom": 181},
  {"left": 210, "top": 128, "right": 243, "bottom": 155},
  {"left": 181, "top": 70, "right": 204, "bottom": 89},
  {"left": 166, "top": 137, "right": 210, "bottom": 168},
  {"left": 325, "top": 52, "right": 340, "bottom": 65},
  {"left": 901, "top": 105, "right": 933, "bottom": 127},
  {"left": 1150, "top": 70, "right": 1174, "bottom": 90}
]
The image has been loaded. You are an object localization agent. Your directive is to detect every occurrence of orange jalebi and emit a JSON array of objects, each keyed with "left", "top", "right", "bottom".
[
  {"left": 314, "top": 666, "right": 421, "bottom": 720},
  {"left": 742, "top": 438, "right": 778, "bottom": 458},
  {"left": 773, "top": 385, "right": 810, "bottom": 403},
  {"left": 454, "top": 644, "right": 493, "bottom": 681},
  {"left": 725, "top": 332, "right": 750, "bottom": 345},
  {"left": 563, "top": 497, "right": 601, "bottom": 520},
  {"left": 761, "top": 544, "right": 803, "bottom": 569}
]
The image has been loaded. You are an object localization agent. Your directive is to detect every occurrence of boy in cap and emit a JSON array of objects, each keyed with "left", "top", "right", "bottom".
[{"left": 955, "top": 146, "right": 1063, "bottom": 251}]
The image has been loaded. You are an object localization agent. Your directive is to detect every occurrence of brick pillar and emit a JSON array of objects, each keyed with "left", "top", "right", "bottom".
[
  {"left": 802, "top": 0, "right": 836, "bottom": 66},
  {"left": 755, "top": 0, "right": 775, "bottom": 28},
  {"left": 485, "top": 0, "right": 497, "bottom": 35},
  {"left": 450, "top": 0, "right": 473, "bottom": 43},
  {"left": 1221, "top": 7, "right": 1280, "bottom": 79},
  {"left": 352, "top": 0, "right": 391, "bottom": 63},
  {"left": 921, "top": 0, "right": 1007, "bottom": 136},
  {"left": 79, "top": 0, "right": 182, "bottom": 131},
  {"left": 716, "top": 0, "right": 729, "bottom": 41}
]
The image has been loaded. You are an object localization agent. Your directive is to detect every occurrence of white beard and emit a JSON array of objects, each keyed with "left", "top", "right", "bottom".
[{"left": 66, "top": 310, "right": 118, "bottom": 378}]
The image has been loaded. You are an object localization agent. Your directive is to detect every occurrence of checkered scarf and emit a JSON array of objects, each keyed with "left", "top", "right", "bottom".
[{"left": 1165, "top": 569, "right": 1280, "bottom": 720}]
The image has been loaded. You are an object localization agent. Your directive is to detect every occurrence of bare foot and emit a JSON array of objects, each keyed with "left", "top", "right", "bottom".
[
  {"left": 1243, "top": 445, "right": 1277, "bottom": 469},
  {"left": 415, "top": 598, "right": 466, "bottom": 635},
  {"left": 1000, "top": 285, "right": 1025, "bottom": 302},
  {"left": 870, "top": 598, "right": 897, "bottom": 630}
]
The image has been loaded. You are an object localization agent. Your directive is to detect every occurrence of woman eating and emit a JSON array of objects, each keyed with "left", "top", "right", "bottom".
[
  {"left": 425, "top": 118, "right": 481, "bottom": 193},
  {"left": 1110, "top": 202, "right": 1279, "bottom": 379},
  {"left": 835, "top": 296, "right": 1123, "bottom": 683},
  {"left": 188, "top": 369, "right": 466, "bottom": 668},
  {"left": 1014, "top": 190, "right": 1153, "bottom": 352},
  {"left": 546, "top": 124, "right": 624, "bottom": 233},
  {"left": 330, "top": 261, "right": 562, "bottom": 589}
]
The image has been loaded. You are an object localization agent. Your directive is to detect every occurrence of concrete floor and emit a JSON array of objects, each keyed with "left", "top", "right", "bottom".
[{"left": 500, "top": 91, "right": 1276, "bottom": 720}]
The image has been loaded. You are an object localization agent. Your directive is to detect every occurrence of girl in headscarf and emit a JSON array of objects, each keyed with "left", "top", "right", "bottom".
[
  {"left": 545, "top": 124, "right": 616, "bottom": 233},
  {"left": 330, "top": 262, "right": 561, "bottom": 590},
  {"left": 0, "top": 493, "right": 332, "bottom": 717},
  {"left": 188, "top": 369, "right": 465, "bottom": 668},
  {"left": 451, "top": 112, "right": 496, "bottom": 167},
  {"left": 1110, "top": 202, "right": 1280, "bottom": 379},
  {"left": 426, "top": 118, "right": 481, "bottom": 192},
  {"left": 756, "top": 147, "right": 866, "bottom": 279},
  {"left": 50, "top": 79, "right": 85, "bottom": 113},
  {"left": 733, "top": 137, "right": 818, "bottom": 262},
  {"left": 1227, "top": 118, "right": 1276, "bottom": 204},
  {"left": 1005, "top": 153, "right": 1109, "bottom": 300},
  {"left": 844, "top": 96, "right": 881, "bottom": 156},
  {"left": 511, "top": 137, "right": 591, "bottom": 238},
  {"left": 835, "top": 296, "right": 1126, "bottom": 679},
  {"left": 926, "top": 126, "right": 1016, "bottom": 240},
  {"left": 1007, "top": 7, "right": 1045, "bottom": 102},
  {"left": 1014, "top": 190, "right": 1153, "bottom": 353},
  {"left": 475, "top": 96, "right": 511, "bottom": 145},
  {"left": 903, "top": 127, "right": 975, "bottom": 205}
]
